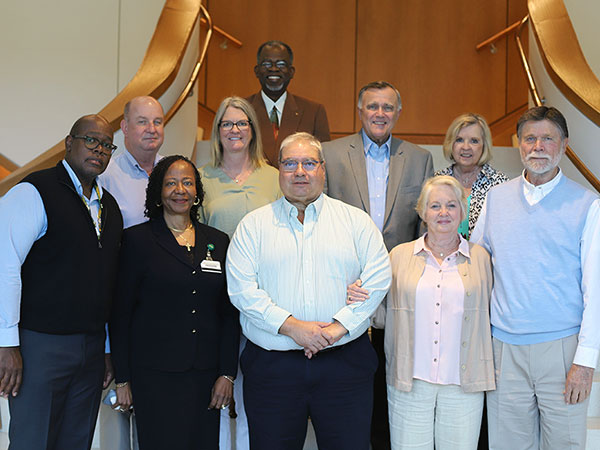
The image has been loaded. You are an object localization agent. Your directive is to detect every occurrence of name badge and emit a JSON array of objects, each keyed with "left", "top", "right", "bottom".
[{"left": 201, "top": 259, "right": 222, "bottom": 273}]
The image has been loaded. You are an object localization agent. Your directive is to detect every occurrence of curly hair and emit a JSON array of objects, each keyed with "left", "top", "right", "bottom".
[{"left": 144, "top": 155, "right": 204, "bottom": 220}]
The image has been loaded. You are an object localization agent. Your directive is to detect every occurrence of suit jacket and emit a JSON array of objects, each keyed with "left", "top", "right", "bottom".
[
  {"left": 109, "top": 217, "right": 239, "bottom": 382},
  {"left": 322, "top": 133, "right": 433, "bottom": 251},
  {"left": 246, "top": 91, "right": 331, "bottom": 166}
]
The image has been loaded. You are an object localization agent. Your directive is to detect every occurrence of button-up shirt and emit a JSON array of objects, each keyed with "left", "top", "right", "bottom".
[
  {"left": 226, "top": 194, "right": 391, "bottom": 350},
  {"left": 413, "top": 235, "right": 469, "bottom": 385},
  {"left": 362, "top": 130, "right": 390, "bottom": 231},
  {"left": 99, "top": 149, "right": 163, "bottom": 228},
  {"left": 261, "top": 90, "right": 287, "bottom": 125}
]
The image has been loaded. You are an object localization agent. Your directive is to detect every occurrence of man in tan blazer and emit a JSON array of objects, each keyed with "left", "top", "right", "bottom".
[
  {"left": 322, "top": 80, "right": 433, "bottom": 450},
  {"left": 246, "top": 40, "right": 330, "bottom": 166}
]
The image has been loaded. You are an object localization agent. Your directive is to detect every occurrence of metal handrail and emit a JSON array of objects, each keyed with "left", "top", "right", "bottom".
[
  {"left": 515, "top": 15, "right": 600, "bottom": 192},
  {"left": 165, "top": 4, "right": 213, "bottom": 124}
]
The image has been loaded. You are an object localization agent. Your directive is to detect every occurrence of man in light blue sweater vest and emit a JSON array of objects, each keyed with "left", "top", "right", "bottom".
[{"left": 472, "top": 106, "right": 600, "bottom": 449}]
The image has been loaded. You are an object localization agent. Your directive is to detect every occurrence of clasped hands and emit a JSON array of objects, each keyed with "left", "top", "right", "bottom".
[{"left": 279, "top": 279, "right": 371, "bottom": 359}]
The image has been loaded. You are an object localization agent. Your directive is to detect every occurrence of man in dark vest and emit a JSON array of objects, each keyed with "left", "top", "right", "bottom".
[{"left": 0, "top": 114, "right": 123, "bottom": 449}]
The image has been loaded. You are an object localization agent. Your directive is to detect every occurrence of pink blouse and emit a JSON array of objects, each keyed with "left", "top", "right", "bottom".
[{"left": 412, "top": 234, "right": 470, "bottom": 386}]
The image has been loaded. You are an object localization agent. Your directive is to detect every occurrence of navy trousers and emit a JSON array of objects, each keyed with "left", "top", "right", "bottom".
[
  {"left": 242, "top": 332, "right": 377, "bottom": 450},
  {"left": 9, "top": 329, "right": 105, "bottom": 450}
]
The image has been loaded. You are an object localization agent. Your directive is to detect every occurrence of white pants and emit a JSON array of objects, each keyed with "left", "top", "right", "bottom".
[
  {"left": 387, "top": 380, "right": 483, "bottom": 450},
  {"left": 219, "top": 336, "right": 249, "bottom": 450}
]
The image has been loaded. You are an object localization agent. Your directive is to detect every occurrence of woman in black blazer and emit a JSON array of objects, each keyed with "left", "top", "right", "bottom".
[{"left": 109, "top": 155, "right": 239, "bottom": 450}]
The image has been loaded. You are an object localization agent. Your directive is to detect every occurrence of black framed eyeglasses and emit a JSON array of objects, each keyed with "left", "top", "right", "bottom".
[
  {"left": 71, "top": 135, "right": 117, "bottom": 154},
  {"left": 219, "top": 120, "right": 251, "bottom": 131}
]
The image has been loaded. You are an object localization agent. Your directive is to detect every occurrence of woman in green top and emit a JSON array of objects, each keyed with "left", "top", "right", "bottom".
[
  {"left": 198, "top": 96, "right": 280, "bottom": 450},
  {"left": 198, "top": 97, "right": 281, "bottom": 238},
  {"left": 434, "top": 113, "right": 509, "bottom": 239}
]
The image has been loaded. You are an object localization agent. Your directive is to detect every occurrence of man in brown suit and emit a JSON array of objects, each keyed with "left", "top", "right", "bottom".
[{"left": 246, "top": 40, "right": 330, "bottom": 165}]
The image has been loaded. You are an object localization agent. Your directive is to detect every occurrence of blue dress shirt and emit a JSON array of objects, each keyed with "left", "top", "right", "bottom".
[{"left": 361, "top": 130, "right": 391, "bottom": 231}]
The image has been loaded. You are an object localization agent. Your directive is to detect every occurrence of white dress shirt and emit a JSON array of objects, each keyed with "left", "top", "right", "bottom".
[
  {"left": 226, "top": 193, "right": 392, "bottom": 351},
  {"left": 472, "top": 170, "right": 600, "bottom": 368},
  {"left": 0, "top": 161, "right": 104, "bottom": 346},
  {"left": 261, "top": 90, "right": 287, "bottom": 125}
]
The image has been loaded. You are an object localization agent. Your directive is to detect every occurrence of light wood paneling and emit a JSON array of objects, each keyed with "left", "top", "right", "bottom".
[
  {"left": 204, "top": 0, "right": 357, "bottom": 137},
  {"left": 200, "top": 1, "right": 529, "bottom": 143}
]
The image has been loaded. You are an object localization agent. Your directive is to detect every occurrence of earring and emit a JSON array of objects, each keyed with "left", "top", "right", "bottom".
[
  {"left": 156, "top": 201, "right": 162, "bottom": 207},
  {"left": 193, "top": 197, "right": 200, "bottom": 206}
]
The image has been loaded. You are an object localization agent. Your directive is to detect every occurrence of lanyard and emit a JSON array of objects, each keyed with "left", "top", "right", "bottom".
[{"left": 80, "top": 183, "right": 103, "bottom": 239}]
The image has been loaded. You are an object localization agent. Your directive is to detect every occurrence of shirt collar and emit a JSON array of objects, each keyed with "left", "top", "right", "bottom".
[
  {"left": 62, "top": 160, "right": 103, "bottom": 200},
  {"left": 521, "top": 167, "right": 562, "bottom": 196},
  {"left": 413, "top": 233, "right": 470, "bottom": 259},
  {"left": 261, "top": 91, "right": 287, "bottom": 115},
  {"left": 281, "top": 192, "right": 325, "bottom": 222},
  {"left": 361, "top": 130, "right": 391, "bottom": 158},
  {"left": 121, "top": 148, "right": 162, "bottom": 175}
]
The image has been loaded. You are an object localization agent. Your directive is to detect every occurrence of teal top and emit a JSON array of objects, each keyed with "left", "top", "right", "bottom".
[
  {"left": 198, "top": 164, "right": 281, "bottom": 238},
  {"left": 458, "top": 195, "right": 471, "bottom": 239}
]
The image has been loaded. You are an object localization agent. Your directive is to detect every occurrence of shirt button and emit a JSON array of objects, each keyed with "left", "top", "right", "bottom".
[
  {"left": 435, "top": 321, "right": 439, "bottom": 325},
  {"left": 192, "top": 329, "right": 196, "bottom": 333},
  {"left": 464, "top": 316, "right": 469, "bottom": 321},
  {"left": 192, "top": 270, "right": 196, "bottom": 275},
  {"left": 192, "top": 290, "right": 196, "bottom": 294},
  {"left": 436, "top": 303, "right": 440, "bottom": 306},
  {"left": 461, "top": 365, "right": 466, "bottom": 371},
  {"left": 437, "top": 284, "right": 440, "bottom": 288},
  {"left": 192, "top": 309, "right": 196, "bottom": 314},
  {"left": 462, "top": 341, "right": 467, "bottom": 347},
  {"left": 438, "top": 270, "right": 442, "bottom": 274},
  {"left": 433, "top": 358, "right": 438, "bottom": 362},
  {"left": 466, "top": 291, "right": 471, "bottom": 296},
  {"left": 434, "top": 340, "right": 438, "bottom": 344}
]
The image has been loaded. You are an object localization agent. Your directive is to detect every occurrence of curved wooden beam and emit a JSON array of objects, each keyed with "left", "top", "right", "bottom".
[
  {"left": 0, "top": 0, "right": 203, "bottom": 196},
  {"left": 528, "top": 0, "right": 600, "bottom": 126}
]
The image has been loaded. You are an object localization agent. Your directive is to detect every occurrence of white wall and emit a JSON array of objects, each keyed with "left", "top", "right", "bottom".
[{"left": 0, "top": 0, "right": 164, "bottom": 166}]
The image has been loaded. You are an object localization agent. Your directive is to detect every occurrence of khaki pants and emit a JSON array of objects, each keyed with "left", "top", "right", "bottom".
[{"left": 487, "top": 335, "right": 589, "bottom": 450}]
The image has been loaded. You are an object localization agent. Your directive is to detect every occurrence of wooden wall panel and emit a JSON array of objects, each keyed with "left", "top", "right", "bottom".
[
  {"left": 200, "top": 1, "right": 528, "bottom": 143},
  {"left": 203, "top": 0, "right": 356, "bottom": 136},
  {"left": 357, "top": 0, "right": 509, "bottom": 137}
]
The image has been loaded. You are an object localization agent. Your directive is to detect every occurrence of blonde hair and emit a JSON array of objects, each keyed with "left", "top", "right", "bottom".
[
  {"left": 209, "top": 96, "right": 266, "bottom": 168},
  {"left": 416, "top": 176, "right": 467, "bottom": 223},
  {"left": 442, "top": 113, "right": 492, "bottom": 166}
]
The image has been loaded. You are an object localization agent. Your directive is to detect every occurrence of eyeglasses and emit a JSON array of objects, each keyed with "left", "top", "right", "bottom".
[
  {"left": 259, "top": 60, "right": 290, "bottom": 70},
  {"left": 71, "top": 135, "right": 117, "bottom": 154},
  {"left": 219, "top": 120, "right": 251, "bottom": 131},
  {"left": 279, "top": 159, "right": 322, "bottom": 172}
]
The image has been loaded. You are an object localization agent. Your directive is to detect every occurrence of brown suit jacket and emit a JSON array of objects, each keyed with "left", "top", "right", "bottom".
[{"left": 246, "top": 91, "right": 331, "bottom": 165}]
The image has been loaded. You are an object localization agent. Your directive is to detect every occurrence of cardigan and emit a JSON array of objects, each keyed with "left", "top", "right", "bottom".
[{"left": 383, "top": 239, "right": 495, "bottom": 393}]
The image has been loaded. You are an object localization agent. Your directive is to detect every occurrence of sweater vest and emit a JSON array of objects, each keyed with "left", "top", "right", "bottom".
[
  {"left": 19, "top": 163, "right": 123, "bottom": 335},
  {"left": 484, "top": 176, "right": 597, "bottom": 344}
]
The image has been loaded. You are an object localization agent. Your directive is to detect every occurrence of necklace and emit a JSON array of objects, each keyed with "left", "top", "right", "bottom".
[
  {"left": 453, "top": 166, "right": 481, "bottom": 189},
  {"left": 221, "top": 163, "right": 252, "bottom": 184},
  {"left": 167, "top": 223, "right": 193, "bottom": 233},
  {"left": 426, "top": 235, "right": 460, "bottom": 258},
  {"left": 167, "top": 223, "right": 194, "bottom": 251}
]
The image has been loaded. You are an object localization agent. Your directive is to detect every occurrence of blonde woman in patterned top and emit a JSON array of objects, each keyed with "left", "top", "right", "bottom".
[{"left": 435, "top": 113, "right": 509, "bottom": 238}]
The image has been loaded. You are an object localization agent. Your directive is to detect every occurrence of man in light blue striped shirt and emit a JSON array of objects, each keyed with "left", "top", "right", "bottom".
[{"left": 226, "top": 132, "right": 391, "bottom": 450}]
